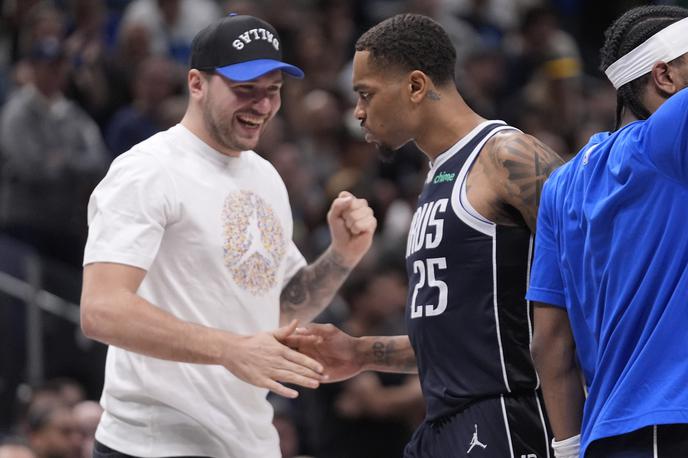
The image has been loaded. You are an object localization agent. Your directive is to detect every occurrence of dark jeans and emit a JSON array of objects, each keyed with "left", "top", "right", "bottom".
[
  {"left": 93, "top": 440, "right": 210, "bottom": 458},
  {"left": 586, "top": 424, "right": 688, "bottom": 457}
]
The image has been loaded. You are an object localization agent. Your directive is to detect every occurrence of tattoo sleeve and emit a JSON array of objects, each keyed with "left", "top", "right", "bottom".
[
  {"left": 487, "top": 133, "right": 564, "bottom": 232},
  {"left": 280, "top": 248, "right": 351, "bottom": 324}
]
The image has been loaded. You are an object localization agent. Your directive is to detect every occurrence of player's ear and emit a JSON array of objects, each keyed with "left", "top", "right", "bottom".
[
  {"left": 650, "top": 60, "right": 682, "bottom": 96},
  {"left": 408, "top": 70, "right": 429, "bottom": 103}
]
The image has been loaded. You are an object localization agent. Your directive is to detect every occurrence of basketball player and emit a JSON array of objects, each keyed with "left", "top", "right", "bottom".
[
  {"left": 528, "top": 5, "right": 688, "bottom": 458},
  {"left": 79, "top": 14, "right": 376, "bottom": 458},
  {"left": 290, "top": 14, "right": 563, "bottom": 458}
]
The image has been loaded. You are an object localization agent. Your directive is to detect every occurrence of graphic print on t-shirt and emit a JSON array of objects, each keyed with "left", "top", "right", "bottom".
[{"left": 222, "top": 190, "right": 286, "bottom": 294}]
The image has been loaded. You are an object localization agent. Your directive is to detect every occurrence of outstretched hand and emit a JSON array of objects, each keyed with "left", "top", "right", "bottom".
[
  {"left": 327, "top": 191, "right": 377, "bottom": 267},
  {"left": 220, "top": 320, "right": 325, "bottom": 398},
  {"left": 285, "top": 323, "right": 364, "bottom": 383}
]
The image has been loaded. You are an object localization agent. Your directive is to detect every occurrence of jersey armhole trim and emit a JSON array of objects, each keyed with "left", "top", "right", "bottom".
[{"left": 450, "top": 126, "right": 518, "bottom": 237}]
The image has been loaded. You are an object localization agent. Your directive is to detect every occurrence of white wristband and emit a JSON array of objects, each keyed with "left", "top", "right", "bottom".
[{"left": 552, "top": 434, "right": 580, "bottom": 458}]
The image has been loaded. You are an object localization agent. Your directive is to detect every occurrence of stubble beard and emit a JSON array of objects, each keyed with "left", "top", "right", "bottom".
[{"left": 203, "top": 99, "right": 254, "bottom": 153}]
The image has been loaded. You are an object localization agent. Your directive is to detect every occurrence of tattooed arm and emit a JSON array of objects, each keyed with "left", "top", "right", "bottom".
[
  {"left": 280, "top": 191, "right": 377, "bottom": 325},
  {"left": 481, "top": 131, "right": 564, "bottom": 232},
  {"left": 280, "top": 248, "right": 352, "bottom": 325},
  {"left": 359, "top": 334, "right": 418, "bottom": 374},
  {"left": 286, "top": 324, "right": 417, "bottom": 382}
]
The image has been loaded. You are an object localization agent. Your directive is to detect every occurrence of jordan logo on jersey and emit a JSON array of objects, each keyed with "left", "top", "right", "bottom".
[{"left": 467, "top": 424, "right": 488, "bottom": 454}]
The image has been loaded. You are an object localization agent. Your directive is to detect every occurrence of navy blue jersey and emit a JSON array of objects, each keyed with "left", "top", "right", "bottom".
[{"left": 405, "top": 121, "right": 539, "bottom": 421}]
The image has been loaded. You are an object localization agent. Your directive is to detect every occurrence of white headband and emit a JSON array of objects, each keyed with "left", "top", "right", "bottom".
[{"left": 605, "top": 16, "right": 688, "bottom": 89}]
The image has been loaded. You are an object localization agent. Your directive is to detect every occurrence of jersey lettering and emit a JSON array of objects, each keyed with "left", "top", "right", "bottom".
[
  {"left": 410, "top": 257, "right": 448, "bottom": 319},
  {"left": 406, "top": 198, "right": 448, "bottom": 256}
]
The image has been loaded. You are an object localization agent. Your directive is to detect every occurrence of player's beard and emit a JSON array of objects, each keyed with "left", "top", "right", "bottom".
[{"left": 375, "top": 142, "right": 397, "bottom": 163}]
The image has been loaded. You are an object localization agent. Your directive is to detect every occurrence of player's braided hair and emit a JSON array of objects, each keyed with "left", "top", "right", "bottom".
[
  {"left": 599, "top": 5, "right": 688, "bottom": 129},
  {"left": 355, "top": 14, "right": 456, "bottom": 86}
]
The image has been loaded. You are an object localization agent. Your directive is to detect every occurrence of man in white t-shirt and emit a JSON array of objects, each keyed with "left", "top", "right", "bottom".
[{"left": 80, "top": 14, "right": 377, "bottom": 458}]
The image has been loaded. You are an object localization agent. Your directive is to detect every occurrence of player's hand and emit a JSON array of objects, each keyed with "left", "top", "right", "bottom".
[
  {"left": 327, "top": 191, "right": 377, "bottom": 267},
  {"left": 220, "top": 320, "right": 325, "bottom": 398},
  {"left": 285, "top": 323, "right": 363, "bottom": 383}
]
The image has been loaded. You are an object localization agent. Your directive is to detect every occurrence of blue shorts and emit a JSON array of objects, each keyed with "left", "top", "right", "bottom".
[
  {"left": 586, "top": 424, "right": 688, "bottom": 457},
  {"left": 404, "top": 391, "right": 552, "bottom": 458}
]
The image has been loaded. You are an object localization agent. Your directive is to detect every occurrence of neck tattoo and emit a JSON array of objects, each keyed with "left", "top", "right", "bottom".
[{"left": 427, "top": 90, "right": 441, "bottom": 101}]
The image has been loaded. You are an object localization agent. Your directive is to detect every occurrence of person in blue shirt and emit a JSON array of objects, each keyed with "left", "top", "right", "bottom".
[{"left": 527, "top": 5, "right": 688, "bottom": 458}]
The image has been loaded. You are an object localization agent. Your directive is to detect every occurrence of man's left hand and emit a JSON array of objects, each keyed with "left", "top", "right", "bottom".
[{"left": 326, "top": 191, "right": 377, "bottom": 267}]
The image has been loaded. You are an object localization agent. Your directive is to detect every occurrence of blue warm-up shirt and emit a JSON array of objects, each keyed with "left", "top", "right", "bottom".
[{"left": 527, "top": 87, "right": 688, "bottom": 455}]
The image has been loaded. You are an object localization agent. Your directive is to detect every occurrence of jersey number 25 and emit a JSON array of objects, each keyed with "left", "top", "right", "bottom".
[{"left": 410, "top": 257, "right": 448, "bottom": 318}]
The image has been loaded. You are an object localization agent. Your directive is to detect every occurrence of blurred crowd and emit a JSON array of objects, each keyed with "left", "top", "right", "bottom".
[{"left": 0, "top": 0, "right": 676, "bottom": 456}]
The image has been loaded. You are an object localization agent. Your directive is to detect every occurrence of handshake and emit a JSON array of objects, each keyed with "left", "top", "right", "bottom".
[{"left": 222, "top": 320, "right": 366, "bottom": 399}]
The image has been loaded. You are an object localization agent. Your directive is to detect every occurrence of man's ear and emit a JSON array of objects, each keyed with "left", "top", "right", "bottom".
[
  {"left": 188, "top": 69, "right": 207, "bottom": 99},
  {"left": 408, "top": 70, "right": 430, "bottom": 103},
  {"left": 650, "top": 60, "right": 681, "bottom": 96}
]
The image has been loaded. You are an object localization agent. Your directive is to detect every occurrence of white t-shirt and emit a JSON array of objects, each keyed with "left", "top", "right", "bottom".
[{"left": 84, "top": 124, "right": 306, "bottom": 457}]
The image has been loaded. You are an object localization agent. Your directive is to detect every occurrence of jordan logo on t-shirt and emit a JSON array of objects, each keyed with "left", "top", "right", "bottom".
[{"left": 222, "top": 190, "right": 286, "bottom": 294}]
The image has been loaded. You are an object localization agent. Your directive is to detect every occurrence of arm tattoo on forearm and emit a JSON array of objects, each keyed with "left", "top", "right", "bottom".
[
  {"left": 372, "top": 341, "right": 387, "bottom": 366},
  {"left": 281, "top": 269, "right": 306, "bottom": 305},
  {"left": 280, "top": 250, "right": 351, "bottom": 320},
  {"left": 371, "top": 338, "right": 417, "bottom": 372}
]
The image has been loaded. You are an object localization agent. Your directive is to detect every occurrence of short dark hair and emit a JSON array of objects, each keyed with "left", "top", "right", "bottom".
[
  {"left": 599, "top": 5, "right": 688, "bottom": 129},
  {"left": 355, "top": 14, "right": 456, "bottom": 85}
]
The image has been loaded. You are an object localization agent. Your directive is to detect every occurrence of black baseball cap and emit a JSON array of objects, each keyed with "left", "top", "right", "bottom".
[{"left": 190, "top": 13, "right": 304, "bottom": 82}]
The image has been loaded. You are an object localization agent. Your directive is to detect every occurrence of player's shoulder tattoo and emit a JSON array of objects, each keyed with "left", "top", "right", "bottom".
[{"left": 485, "top": 131, "right": 564, "bottom": 231}]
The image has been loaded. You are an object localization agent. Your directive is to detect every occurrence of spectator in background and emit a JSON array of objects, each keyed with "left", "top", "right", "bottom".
[
  {"left": 0, "top": 36, "right": 108, "bottom": 268},
  {"left": 63, "top": 0, "right": 111, "bottom": 127},
  {"left": 72, "top": 401, "right": 102, "bottom": 458},
  {"left": 119, "top": 0, "right": 221, "bottom": 65},
  {"left": 12, "top": 378, "right": 87, "bottom": 437},
  {"left": 407, "top": 0, "right": 481, "bottom": 73},
  {"left": 458, "top": 45, "right": 507, "bottom": 119},
  {"left": 0, "top": 441, "right": 36, "bottom": 458},
  {"left": 503, "top": 5, "right": 580, "bottom": 97},
  {"left": 504, "top": 53, "right": 585, "bottom": 158},
  {"left": 42, "top": 378, "right": 86, "bottom": 409},
  {"left": 269, "top": 396, "right": 308, "bottom": 458},
  {"left": 105, "top": 55, "right": 182, "bottom": 157},
  {"left": 98, "top": 21, "right": 154, "bottom": 122},
  {"left": 9, "top": 3, "right": 65, "bottom": 89},
  {"left": 25, "top": 401, "right": 81, "bottom": 458}
]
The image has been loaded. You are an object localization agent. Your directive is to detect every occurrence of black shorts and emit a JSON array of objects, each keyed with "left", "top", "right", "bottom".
[
  {"left": 93, "top": 440, "right": 210, "bottom": 458},
  {"left": 404, "top": 391, "right": 552, "bottom": 458},
  {"left": 93, "top": 441, "right": 138, "bottom": 458},
  {"left": 586, "top": 424, "right": 688, "bottom": 457}
]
